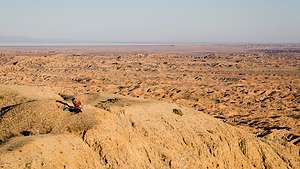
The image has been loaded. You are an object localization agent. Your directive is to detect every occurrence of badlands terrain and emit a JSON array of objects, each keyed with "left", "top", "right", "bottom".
[{"left": 0, "top": 44, "right": 299, "bottom": 168}]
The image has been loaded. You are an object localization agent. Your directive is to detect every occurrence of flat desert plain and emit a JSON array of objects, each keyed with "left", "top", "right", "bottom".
[{"left": 0, "top": 44, "right": 299, "bottom": 168}]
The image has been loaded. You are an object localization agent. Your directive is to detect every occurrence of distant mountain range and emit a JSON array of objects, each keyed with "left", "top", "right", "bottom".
[{"left": 0, "top": 36, "right": 192, "bottom": 46}]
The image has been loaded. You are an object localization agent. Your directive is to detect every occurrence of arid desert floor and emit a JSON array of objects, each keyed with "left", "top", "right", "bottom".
[{"left": 0, "top": 44, "right": 299, "bottom": 168}]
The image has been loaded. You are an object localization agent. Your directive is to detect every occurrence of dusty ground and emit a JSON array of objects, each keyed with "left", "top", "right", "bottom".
[
  {"left": 0, "top": 85, "right": 299, "bottom": 169},
  {"left": 1, "top": 45, "right": 299, "bottom": 142},
  {"left": 0, "top": 44, "right": 299, "bottom": 168}
]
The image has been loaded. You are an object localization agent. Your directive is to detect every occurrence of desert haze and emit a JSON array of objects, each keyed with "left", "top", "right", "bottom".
[{"left": 0, "top": 44, "right": 299, "bottom": 168}]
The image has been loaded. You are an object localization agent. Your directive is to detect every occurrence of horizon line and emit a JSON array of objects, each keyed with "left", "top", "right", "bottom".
[{"left": 0, "top": 41, "right": 300, "bottom": 47}]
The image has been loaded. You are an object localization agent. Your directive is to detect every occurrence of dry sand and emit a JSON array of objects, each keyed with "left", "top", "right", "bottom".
[{"left": 0, "top": 44, "right": 299, "bottom": 168}]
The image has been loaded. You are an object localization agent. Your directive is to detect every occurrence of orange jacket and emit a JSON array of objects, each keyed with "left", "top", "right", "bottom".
[{"left": 73, "top": 100, "right": 82, "bottom": 109}]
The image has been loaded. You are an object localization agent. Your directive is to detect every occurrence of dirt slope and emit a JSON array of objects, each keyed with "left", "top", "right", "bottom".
[{"left": 0, "top": 85, "right": 299, "bottom": 169}]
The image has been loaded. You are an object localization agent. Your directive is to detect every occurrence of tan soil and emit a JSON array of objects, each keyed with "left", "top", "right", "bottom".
[{"left": 0, "top": 85, "right": 299, "bottom": 169}]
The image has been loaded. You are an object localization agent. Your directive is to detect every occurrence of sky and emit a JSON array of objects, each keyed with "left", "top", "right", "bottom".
[{"left": 0, "top": 0, "right": 300, "bottom": 43}]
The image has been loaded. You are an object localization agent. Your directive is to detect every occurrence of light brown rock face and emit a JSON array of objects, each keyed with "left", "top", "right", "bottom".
[
  {"left": 0, "top": 85, "right": 299, "bottom": 169},
  {"left": 0, "top": 135, "right": 102, "bottom": 169}
]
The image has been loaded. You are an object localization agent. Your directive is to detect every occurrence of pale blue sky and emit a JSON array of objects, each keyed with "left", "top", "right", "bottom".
[{"left": 0, "top": 0, "right": 299, "bottom": 43}]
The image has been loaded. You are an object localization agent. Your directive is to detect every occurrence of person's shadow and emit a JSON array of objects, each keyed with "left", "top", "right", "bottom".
[{"left": 56, "top": 100, "right": 82, "bottom": 113}]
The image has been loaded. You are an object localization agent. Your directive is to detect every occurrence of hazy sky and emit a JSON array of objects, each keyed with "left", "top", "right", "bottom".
[{"left": 0, "top": 0, "right": 300, "bottom": 43}]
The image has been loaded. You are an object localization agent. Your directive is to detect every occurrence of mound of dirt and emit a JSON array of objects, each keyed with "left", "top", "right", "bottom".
[
  {"left": 0, "top": 134, "right": 102, "bottom": 169},
  {"left": 0, "top": 85, "right": 299, "bottom": 169}
]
